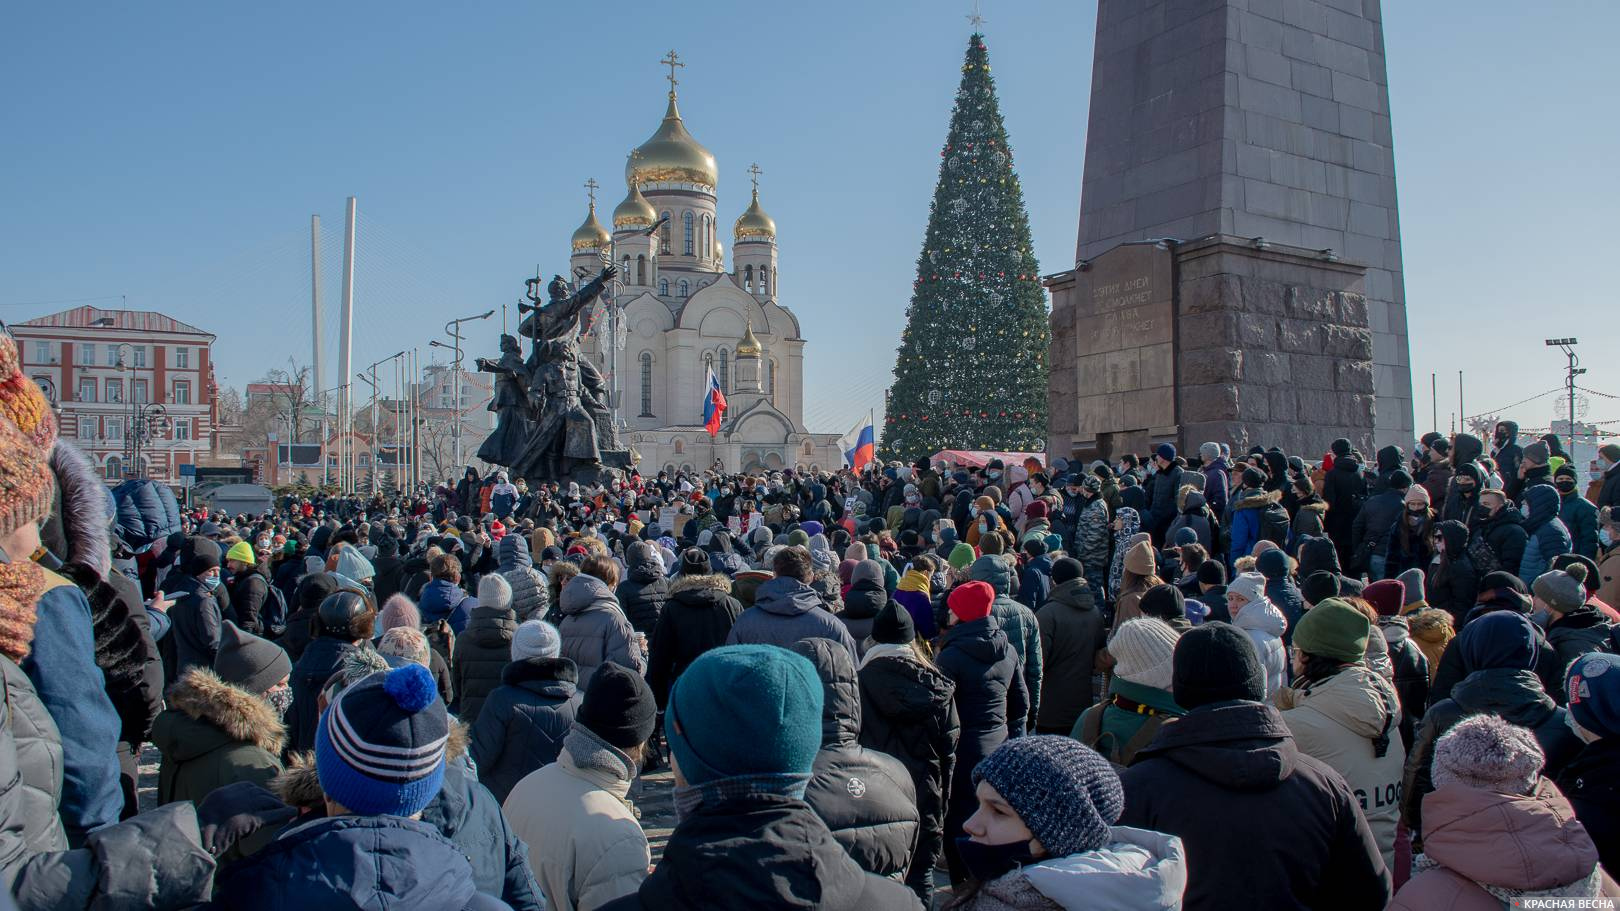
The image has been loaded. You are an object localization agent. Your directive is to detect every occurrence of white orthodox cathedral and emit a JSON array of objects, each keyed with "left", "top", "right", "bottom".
[{"left": 565, "top": 55, "right": 841, "bottom": 475}]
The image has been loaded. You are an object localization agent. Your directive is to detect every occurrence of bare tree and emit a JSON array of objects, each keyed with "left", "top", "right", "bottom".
[{"left": 263, "top": 360, "right": 316, "bottom": 443}]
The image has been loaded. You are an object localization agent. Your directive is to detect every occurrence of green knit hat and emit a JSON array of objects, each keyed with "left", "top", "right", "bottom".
[
  {"left": 948, "top": 542, "right": 977, "bottom": 571},
  {"left": 1293, "top": 598, "right": 1371, "bottom": 663}
]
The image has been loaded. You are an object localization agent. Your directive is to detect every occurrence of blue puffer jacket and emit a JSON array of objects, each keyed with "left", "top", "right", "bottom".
[
  {"left": 210, "top": 814, "right": 512, "bottom": 910},
  {"left": 110, "top": 479, "right": 181, "bottom": 551},
  {"left": 469, "top": 657, "right": 582, "bottom": 803},
  {"left": 421, "top": 578, "right": 477, "bottom": 635},
  {"left": 1520, "top": 485, "right": 1573, "bottom": 583}
]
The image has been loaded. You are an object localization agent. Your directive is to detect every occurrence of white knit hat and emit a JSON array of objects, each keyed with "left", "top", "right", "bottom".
[
  {"left": 1110, "top": 618, "right": 1180, "bottom": 690},
  {"left": 1227, "top": 572, "right": 1268, "bottom": 606},
  {"left": 511, "top": 620, "right": 561, "bottom": 661}
]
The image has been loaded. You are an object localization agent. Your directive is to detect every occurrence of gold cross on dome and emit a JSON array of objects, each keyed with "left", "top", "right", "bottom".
[
  {"left": 584, "top": 177, "right": 599, "bottom": 205},
  {"left": 660, "top": 50, "right": 684, "bottom": 92},
  {"left": 967, "top": 0, "right": 986, "bottom": 29},
  {"left": 747, "top": 163, "right": 763, "bottom": 192}
]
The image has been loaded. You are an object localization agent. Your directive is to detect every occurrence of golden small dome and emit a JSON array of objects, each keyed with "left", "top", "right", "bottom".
[
  {"left": 733, "top": 188, "right": 776, "bottom": 241},
  {"left": 626, "top": 94, "right": 718, "bottom": 192},
  {"left": 571, "top": 203, "right": 610, "bottom": 252},
  {"left": 714, "top": 236, "right": 724, "bottom": 262},
  {"left": 735, "top": 319, "right": 764, "bottom": 358},
  {"left": 612, "top": 181, "right": 657, "bottom": 230}
]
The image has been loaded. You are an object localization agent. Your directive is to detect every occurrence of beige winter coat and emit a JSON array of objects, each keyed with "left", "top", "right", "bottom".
[
  {"left": 1278, "top": 664, "right": 1405, "bottom": 873},
  {"left": 503, "top": 725, "right": 648, "bottom": 911}
]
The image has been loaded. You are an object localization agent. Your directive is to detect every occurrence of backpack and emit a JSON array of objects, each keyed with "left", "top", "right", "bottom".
[
  {"left": 426, "top": 619, "right": 455, "bottom": 663},
  {"left": 262, "top": 584, "right": 290, "bottom": 638},
  {"left": 1466, "top": 529, "right": 1502, "bottom": 576},
  {"left": 1077, "top": 700, "right": 1170, "bottom": 767},
  {"left": 1259, "top": 503, "right": 1291, "bottom": 547}
]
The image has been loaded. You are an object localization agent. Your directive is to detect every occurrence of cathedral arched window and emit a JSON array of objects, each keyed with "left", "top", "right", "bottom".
[
  {"left": 623, "top": 255, "right": 632, "bottom": 284},
  {"left": 637, "top": 255, "right": 647, "bottom": 286},
  {"left": 659, "top": 277, "right": 670, "bottom": 296},
  {"left": 659, "top": 213, "right": 671, "bottom": 255},
  {"left": 639, "top": 352, "right": 654, "bottom": 416},
  {"left": 678, "top": 279, "right": 690, "bottom": 298},
  {"left": 718, "top": 348, "right": 729, "bottom": 393},
  {"left": 743, "top": 265, "right": 754, "bottom": 292},
  {"left": 682, "top": 211, "right": 694, "bottom": 256},
  {"left": 759, "top": 265, "right": 770, "bottom": 296},
  {"left": 768, "top": 358, "right": 777, "bottom": 399},
  {"left": 700, "top": 214, "right": 710, "bottom": 258}
]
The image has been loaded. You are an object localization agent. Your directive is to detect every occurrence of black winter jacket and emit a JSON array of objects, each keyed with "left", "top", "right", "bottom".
[
  {"left": 1322, "top": 456, "right": 1367, "bottom": 562},
  {"left": 598, "top": 793, "right": 921, "bottom": 911},
  {"left": 228, "top": 567, "right": 270, "bottom": 637},
  {"left": 1033, "top": 578, "right": 1105, "bottom": 733},
  {"left": 161, "top": 573, "right": 223, "bottom": 682},
  {"left": 452, "top": 604, "right": 516, "bottom": 723},
  {"left": 837, "top": 580, "right": 885, "bottom": 655},
  {"left": 371, "top": 555, "right": 407, "bottom": 604},
  {"left": 792, "top": 638, "right": 920, "bottom": 879},
  {"left": 285, "top": 636, "right": 364, "bottom": 753},
  {"left": 1378, "top": 615, "right": 1429, "bottom": 751},
  {"left": 1350, "top": 488, "right": 1404, "bottom": 574},
  {"left": 1425, "top": 521, "right": 1478, "bottom": 625},
  {"left": 1119, "top": 701, "right": 1392, "bottom": 911},
  {"left": 1556, "top": 736, "right": 1620, "bottom": 879},
  {"left": 468, "top": 657, "right": 581, "bottom": 803},
  {"left": 1545, "top": 604, "right": 1614, "bottom": 677},
  {"left": 616, "top": 547, "right": 670, "bottom": 636},
  {"left": 647, "top": 574, "right": 743, "bottom": 708}
]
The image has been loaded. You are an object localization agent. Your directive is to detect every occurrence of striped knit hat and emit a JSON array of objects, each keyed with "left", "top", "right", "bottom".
[
  {"left": 315, "top": 663, "right": 448, "bottom": 817},
  {"left": 0, "top": 403, "right": 55, "bottom": 540},
  {"left": 0, "top": 336, "right": 55, "bottom": 452}
]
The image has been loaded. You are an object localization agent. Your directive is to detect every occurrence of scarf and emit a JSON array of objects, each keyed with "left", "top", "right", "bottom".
[
  {"left": 0, "top": 561, "right": 47, "bottom": 663},
  {"left": 859, "top": 641, "right": 917, "bottom": 671},
  {"left": 673, "top": 772, "right": 812, "bottom": 823}
]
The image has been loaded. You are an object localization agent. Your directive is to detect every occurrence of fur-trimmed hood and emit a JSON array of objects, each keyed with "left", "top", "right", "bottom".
[
  {"left": 272, "top": 718, "right": 469, "bottom": 810},
  {"left": 154, "top": 667, "right": 284, "bottom": 755},
  {"left": 667, "top": 573, "right": 732, "bottom": 595},
  {"left": 41, "top": 439, "right": 111, "bottom": 575}
]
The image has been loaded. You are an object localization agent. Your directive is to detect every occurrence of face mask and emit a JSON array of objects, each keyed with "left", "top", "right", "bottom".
[
  {"left": 978, "top": 521, "right": 988, "bottom": 534},
  {"left": 955, "top": 837, "right": 1039, "bottom": 883},
  {"left": 1556, "top": 480, "right": 1577, "bottom": 494},
  {"left": 203, "top": 574, "right": 222, "bottom": 590},
  {"left": 1406, "top": 512, "right": 1425, "bottom": 526},
  {"left": 1602, "top": 529, "right": 1614, "bottom": 548},
  {"left": 266, "top": 684, "right": 294, "bottom": 719},
  {"left": 969, "top": 506, "right": 979, "bottom": 518}
]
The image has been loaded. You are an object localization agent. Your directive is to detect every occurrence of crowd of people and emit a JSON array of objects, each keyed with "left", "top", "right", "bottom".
[{"left": 2, "top": 317, "right": 1620, "bottom": 910}]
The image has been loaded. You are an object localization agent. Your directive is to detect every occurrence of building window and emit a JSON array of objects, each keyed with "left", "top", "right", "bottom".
[
  {"left": 175, "top": 347, "right": 190, "bottom": 369},
  {"left": 132, "top": 346, "right": 146, "bottom": 367},
  {"left": 132, "top": 379, "right": 148, "bottom": 403},
  {"left": 701, "top": 215, "right": 711, "bottom": 257},
  {"left": 173, "top": 380, "right": 191, "bottom": 404},
  {"left": 32, "top": 342, "right": 49, "bottom": 364},
  {"left": 768, "top": 358, "right": 777, "bottom": 397},
  {"left": 682, "top": 211, "right": 694, "bottom": 256},
  {"left": 759, "top": 265, "right": 770, "bottom": 296},
  {"left": 659, "top": 277, "right": 669, "bottom": 296},
  {"left": 637, "top": 255, "right": 648, "bottom": 285},
  {"left": 175, "top": 420, "right": 191, "bottom": 442},
  {"left": 659, "top": 213, "right": 671, "bottom": 254},
  {"left": 106, "top": 378, "right": 123, "bottom": 403},
  {"left": 718, "top": 348, "right": 729, "bottom": 393},
  {"left": 677, "top": 279, "right": 690, "bottom": 298},
  {"left": 639, "top": 352, "right": 653, "bottom": 416},
  {"left": 77, "top": 416, "right": 92, "bottom": 440},
  {"left": 744, "top": 265, "right": 754, "bottom": 292},
  {"left": 623, "top": 255, "right": 632, "bottom": 285},
  {"left": 106, "top": 347, "right": 119, "bottom": 367},
  {"left": 77, "top": 378, "right": 96, "bottom": 403},
  {"left": 106, "top": 419, "right": 123, "bottom": 442},
  {"left": 79, "top": 343, "right": 94, "bottom": 365},
  {"left": 103, "top": 456, "right": 122, "bottom": 481}
]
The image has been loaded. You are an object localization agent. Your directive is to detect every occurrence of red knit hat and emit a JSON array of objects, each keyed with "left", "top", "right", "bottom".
[
  {"left": 1024, "top": 500, "right": 1049, "bottom": 519},
  {"left": 1362, "top": 578, "right": 1405, "bottom": 618},
  {"left": 948, "top": 581, "right": 995, "bottom": 623}
]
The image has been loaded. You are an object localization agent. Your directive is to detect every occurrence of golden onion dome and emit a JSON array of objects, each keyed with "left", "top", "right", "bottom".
[
  {"left": 714, "top": 236, "right": 724, "bottom": 262},
  {"left": 735, "top": 319, "right": 764, "bottom": 358},
  {"left": 733, "top": 188, "right": 776, "bottom": 241},
  {"left": 612, "top": 181, "right": 657, "bottom": 230},
  {"left": 626, "top": 94, "right": 718, "bottom": 192},
  {"left": 571, "top": 203, "right": 610, "bottom": 251}
]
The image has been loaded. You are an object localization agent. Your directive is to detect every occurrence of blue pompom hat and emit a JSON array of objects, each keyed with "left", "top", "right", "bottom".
[{"left": 315, "top": 663, "right": 448, "bottom": 817}]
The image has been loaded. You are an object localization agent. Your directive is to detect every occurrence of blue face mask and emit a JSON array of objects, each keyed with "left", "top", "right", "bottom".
[{"left": 202, "top": 575, "right": 222, "bottom": 590}]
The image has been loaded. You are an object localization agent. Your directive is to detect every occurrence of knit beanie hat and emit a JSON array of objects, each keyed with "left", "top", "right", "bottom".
[
  {"left": 1388, "top": 469, "right": 1412, "bottom": 491},
  {"left": 948, "top": 543, "right": 976, "bottom": 571},
  {"left": 0, "top": 337, "right": 56, "bottom": 453},
  {"left": 1155, "top": 443, "right": 1177, "bottom": 463},
  {"left": 1404, "top": 486, "right": 1431, "bottom": 510},
  {"left": 1567, "top": 651, "right": 1620, "bottom": 740},
  {"left": 1292, "top": 598, "right": 1371, "bottom": 663},
  {"left": 851, "top": 559, "right": 886, "bottom": 587},
  {"left": 1199, "top": 442, "right": 1221, "bottom": 462},
  {"left": 666, "top": 644, "right": 822, "bottom": 787},
  {"left": 1196, "top": 560, "right": 1226, "bottom": 587},
  {"left": 225, "top": 540, "right": 256, "bottom": 566},
  {"left": 1139, "top": 584, "right": 1186, "bottom": 626},
  {"left": 1301, "top": 570, "right": 1340, "bottom": 606},
  {"left": 315, "top": 663, "right": 448, "bottom": 817},
  {"left": 578, "top": 661, "right": 657, "bottom": 751},
  {"left": 1124, "top": 540, "right": 1156, "bottom": 575},
  {"left": 335, "top": 548, "right": 374, "bottom": 582},
  {"left": 680, "top": 547, "right": 710, "bottom": 575},
  {"left": 871, "top": 599, "right": 916, "bottom": 645},
  {"left": 1173, "top": 621, "right": 1266, "bottom": 709},
  {"left": 1362, "top": 579, "right": 1405, "bottom": 617},
  {"left": 1051, "top": 557, "right": 1083, "bottom": 586},
  {"left": 1227, "top": 572, "right": 1267, "bottom": 606},
  {"left": 973, "top": 736, "right": 1123, "bottom": 857},
  {"left": 476, "top": 573, "right": 513, "bottom": 612},
  {"left": 1522, "top": 440, "right": 1551, "bottom": 466},
  {"left": 1255, "top": 548, "right": 1290, "bottom": 581},
  {"left": 1603, "top": 443, "right": 1620, "bottom": 465},
  {"left": 1024, "top": 501, "right": 1048, "bottom": 520},
  {"left": 1397, "top": 568, "right": 1427, "bottom": 606},
  {"left": 184, "top": 537, "right": 222, "bottom": 576},
  {"left": 1241, "top": 466, "right": 1266, "bottom": 489},
  {"left": 948, "top": 581, "right": 995, "bottom": 623},
  {"left": 1111, "top": 618, "right": 1180, "bottom": 690},
  {"left": 1459, "top": 611, "right": 1539, "bottom": 671},
  {"left": 213, "top": 621, "right": 291, "bottom": 695},
  {"left": 0, "top": 414, "right": 54, "bottom": 541},
  {"left": 1172, "top": 527, "right": 1199, "bottom": 547},
  {"left": 786, "top": 530, "right": 810, "bottom": 548},
  {"left": 511, "top": 619, "right": 561, "bottom": 661},
  {"left": 1533, "top": 569, "right": 1587, "bottom": 615},
  {"left": 1432, "top": 714, "right": 1544, "bottom": 795}
]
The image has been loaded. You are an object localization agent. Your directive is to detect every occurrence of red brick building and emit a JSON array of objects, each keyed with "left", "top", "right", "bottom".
[{"left": 13, "top": 306, "right": 218, "bottom": 485}]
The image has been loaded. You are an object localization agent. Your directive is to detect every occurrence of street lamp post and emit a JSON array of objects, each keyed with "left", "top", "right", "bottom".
[
  {"left": 358, "top": 351, "right": 406, "bottom": 494},
  {"left": 436, "top": 310, "right": 494, "bottom": 472},
  {"left": 1545, "top": 338, "right": 1585, "bottom": 445}
]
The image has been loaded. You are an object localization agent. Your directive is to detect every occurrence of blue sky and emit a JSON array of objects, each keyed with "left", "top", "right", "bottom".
[{"left": 3, "top": 2, "right": 1616, "bottom": 441}]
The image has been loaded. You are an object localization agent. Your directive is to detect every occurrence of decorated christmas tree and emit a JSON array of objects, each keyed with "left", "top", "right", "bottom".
[{"left": 881, "top": 32, "right": 1047, "bottom": 463}]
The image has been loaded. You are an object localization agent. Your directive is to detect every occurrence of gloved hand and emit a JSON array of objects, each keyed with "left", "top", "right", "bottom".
[{"left": 195, "top": 781, "right": 297, "bottom": 856}]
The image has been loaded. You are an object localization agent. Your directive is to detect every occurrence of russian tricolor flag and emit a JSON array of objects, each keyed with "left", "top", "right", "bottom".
[
  {"left": 840, "top": 412, "right": 875, "bottom": 472},
  {"left": 702, "top": 365, "right": 727, "bottom": 436}
]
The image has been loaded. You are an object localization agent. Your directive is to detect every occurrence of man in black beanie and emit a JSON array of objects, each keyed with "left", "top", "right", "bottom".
[
  {"left": 1035, "top": 555, "right": 1106, "bottom": 735},
  {"left": 505, "top": 662, "right": 655, "bottom": 910},
  {"left": 1194, "top": 560, "right": 1229, "bottom": 623},
  {"left": 162, "top": 536, "right": 226, "bottom": 681},
  {"left": 1118, "top": 622, "right": 1391, "bottom": 911},
  {"left": 1301, "top": 570, "right": 1341, "bottom": 608}
]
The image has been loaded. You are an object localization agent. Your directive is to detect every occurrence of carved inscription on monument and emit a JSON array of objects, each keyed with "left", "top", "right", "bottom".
[{"left": 1066, "top": 244, "right": 1175, "bottom": 436}]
